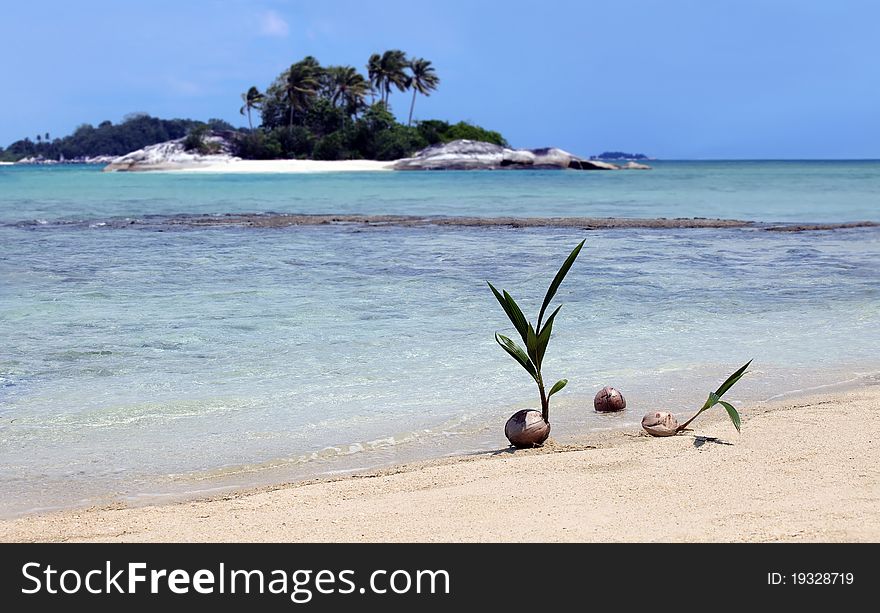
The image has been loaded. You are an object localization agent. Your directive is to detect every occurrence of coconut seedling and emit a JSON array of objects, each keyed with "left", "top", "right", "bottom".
[
  {"left": 488, "top": 239, "right": 585, "bottom": 448},
  {"left": 641, "top": 360, "right": 752, "bottom": 437}
]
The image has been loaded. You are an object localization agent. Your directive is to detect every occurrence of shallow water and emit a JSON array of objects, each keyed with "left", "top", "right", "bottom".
[
  {"left": 1, "top": 162, "right": 878, "bottom": 516},
  {"left": 2, "top": 160, "right": 880, "bottom": 223}
]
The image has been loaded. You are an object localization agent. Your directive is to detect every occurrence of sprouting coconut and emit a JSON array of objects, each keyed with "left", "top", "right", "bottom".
[
  {"left": 641, "top": 360, "right": 752, "bottom": 437},
  {"left": 641, "top": 411, "right": 679, "bottom": 436},
  {"left": 504, "top": 409, "right": 552, "bottom": 448},
  {"left": 594, "top": 386, "right": 626, "bottom": 412},
  {"left": 488, "top": 240, "right": 585, "bottom": 448}
]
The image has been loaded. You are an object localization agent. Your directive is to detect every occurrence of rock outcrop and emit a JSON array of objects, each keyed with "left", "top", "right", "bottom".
[
  {"left": 102, "top": 136, "right": 650, "bottom": 172},
  {"left": 393, "top": 140, "right": 648, "bottom": 171},
  {"left": 103, "top": 136, "right": 235, "bottom": 172},
  {"left": 568, "top": 158, "right": 621, "bottom": 170},
  {"left": 391, "top": 140, "right": 507, "bottom": 170}
]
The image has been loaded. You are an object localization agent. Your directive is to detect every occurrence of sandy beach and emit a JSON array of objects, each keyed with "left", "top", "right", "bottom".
[
  {"left": 151, "top": 159, "right": 394, "bottom": 173},
  {"left": 2, "top": 386, "right": 877, "bottom": 543}
]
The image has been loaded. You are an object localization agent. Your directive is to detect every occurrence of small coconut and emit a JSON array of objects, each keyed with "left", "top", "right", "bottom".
[
  {"left": 641, "top": 411, "right": 680, "bottom": 437},
  {"left": 594, "top": 386, "right": 626, "bottom": 412},
  {"left": 505, "top": 409, "right": 550, "bottom": 448}
]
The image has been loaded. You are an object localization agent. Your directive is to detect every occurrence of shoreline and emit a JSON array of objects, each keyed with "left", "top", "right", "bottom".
[
  {"left": 1, "top": 369, "right": 873, "bottom": 522},
  {"left": 108, "top": 159, "right": 395, "bottom": 173},
  {"left": 176, "top": 159, "right": 395, "bottom": 173},
  {"left": 3, "top": 385, "right": 877, "bottom": 542}
]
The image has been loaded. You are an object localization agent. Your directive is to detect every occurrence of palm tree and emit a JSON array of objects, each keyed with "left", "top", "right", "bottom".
[
  {"left": 407, "top": 58, "right": 439, "bottom": 126},
  {"left": 36, "top": 135, "right": 41, "bottom": 145},
  {"left": 327, "top": 66, "right": 370, "bottom": 117},
  {"left": 370, "top": 50, "right": 409, "bottom": 107},
  {"left": 44, "top": 132, "right": 50, "bottom": 142},
  {"left": 366, "top": 53, "right": 381, "bottom": 104},
  {"left": 285, "top": 59, "right": 320, "bottom": 128},
  {"left": 239, "top": 86, "right": 265, "bottom": 130}
]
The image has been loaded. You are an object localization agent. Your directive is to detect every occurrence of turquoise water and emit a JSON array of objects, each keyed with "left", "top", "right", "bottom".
[
  {"left": 3, "top": 160, "right": 880, "bottom": 222},
  {"left": 1, "top": 162, "right": 879, "bottom": 516}
]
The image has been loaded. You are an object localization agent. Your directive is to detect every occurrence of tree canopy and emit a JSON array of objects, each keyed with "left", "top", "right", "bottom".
[
  {"left": 237, "top": 51, "right": 505, "bottom": 161},
  {"left": 0, "top": 115, "right": 236, "bottom": 162}
]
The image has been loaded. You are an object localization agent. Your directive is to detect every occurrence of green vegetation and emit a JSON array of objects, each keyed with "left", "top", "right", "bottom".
[
  {"left": 239, "top": 86, "right": 265, "bottom": 131},
  {"left": 407, "top": 58, "right": 439, "bottom": 126},
  {"left": 418, "top": 120, "right": 506, "bottom": 146},
  {"left": 488, "top": 240, "right": 586, "bottom": 424},
  {"left": 182, "top": 124, "right": 223, "bottom": 156},
  {"left": 368, "top": 50, "right": 409, "bottom": 106},
  {"left": 2, "top": 50, "right": 506, "bottom": 162},
  {"left": 233, "top": 51, "right": 505, "bottom": 161},
  {"left": 0, "top": 115, "right": 235, "bottom": 162},
  {"left": 678, "top": 360, "right": 752, "bottom": 433},
  {"left": 591, "top": 151, "right": 649, "bottom": 160}
]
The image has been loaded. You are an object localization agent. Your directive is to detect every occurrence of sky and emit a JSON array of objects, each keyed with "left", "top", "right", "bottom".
[{"left": 1, "top": 0, "right": 878, "bottom": 158}]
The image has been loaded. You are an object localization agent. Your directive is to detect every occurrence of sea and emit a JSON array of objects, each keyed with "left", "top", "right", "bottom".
[{"left": 1, "top": 160, "right": 878, "bottom": 517}]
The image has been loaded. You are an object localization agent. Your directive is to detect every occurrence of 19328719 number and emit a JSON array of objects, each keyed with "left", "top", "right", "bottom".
[{"left": 791, "top": 573, "right": 854, "bottom": 585}]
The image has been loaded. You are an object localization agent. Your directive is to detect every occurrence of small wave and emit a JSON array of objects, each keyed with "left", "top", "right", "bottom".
[
  {"left": 763, "top": 371, "right": 880, "bottom": 401},
  {"left": 163, "top": 415, "right": 480, "bottom": 484}
]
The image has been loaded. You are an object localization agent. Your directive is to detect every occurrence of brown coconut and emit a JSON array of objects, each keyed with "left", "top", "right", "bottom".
[
  {"left": 641, "top": 411, "right": 680, "bottom": 437},
  {"left": 505, "top": 409, "right": 550, "bottom": 448},
  {"left": 594, "top": 386, "right": 626, "bottom": 412}
]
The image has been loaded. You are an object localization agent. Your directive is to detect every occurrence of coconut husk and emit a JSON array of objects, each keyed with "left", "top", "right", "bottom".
[
  {"left": 505, "top": 409, "right": 551, "bottom": 448},
  {"left": 594, "top": 386, "right": 626, "bottom": 412},
  {"left": 641, "top": 411, "right": 680, "bottom": 437}
]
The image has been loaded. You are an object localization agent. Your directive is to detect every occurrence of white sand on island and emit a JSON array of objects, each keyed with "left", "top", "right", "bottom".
[
  {"left": 164, "top": 159, "right": 394, "bottom": 173},
  {"left": 2, "top": 387, "right": 878, "bottom": 543}
]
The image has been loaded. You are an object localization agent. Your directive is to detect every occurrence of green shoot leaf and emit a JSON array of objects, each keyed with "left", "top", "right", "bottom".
[
  {"left": 495, "top": 333, "right": 538, "bottom": 381},
  {"left": 487, "top": 282, "right": 528, "bottom": 344},
  {"left": 538, "top": 304, "right": 562, "bottom": 335},
  {"left": 536, "top": 239, "right": 585, "bottom": 330},
  {"left": 714, "top": 359, "right": 752, "bottom": 399},
  {"left": 681, "top": 362, "right": 753, "bottom": 433},
  {"left": 526, "top": 323, "right": 539, "bottom": 367},
  {"left": 503, "top": 290, "right": 530, "bottom": 345},
  {"left": 548, "top": 379, "right": 568, "bottom": 397},
  {"left": 718, "top": 401, "right": 741, "bottom": 433},
  {"left": 535, "top": 307, "right": 559, "bottom": 368},
  {"left": 699, "top": 392, "right": 719, "bottom": 412}
]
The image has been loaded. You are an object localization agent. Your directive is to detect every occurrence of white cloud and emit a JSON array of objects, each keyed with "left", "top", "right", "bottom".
[
  {"left": 260, "top": 10, "right": 289, "bottom": 37},
  {"left": 166, "top": 77, "right": 202, "bottom": 96}
]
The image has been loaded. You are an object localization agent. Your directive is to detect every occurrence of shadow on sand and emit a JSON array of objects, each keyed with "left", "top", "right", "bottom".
[{"left": 692, "top": 435, "right": 734, "bottom": 449}]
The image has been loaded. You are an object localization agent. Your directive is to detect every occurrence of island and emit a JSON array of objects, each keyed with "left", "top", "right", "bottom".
[
  {"left": 2, "top": 51, "right": 649, "bottom": 171},
  {"left": 590, "top": 151, "right": 652, "bottom": 160}
]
